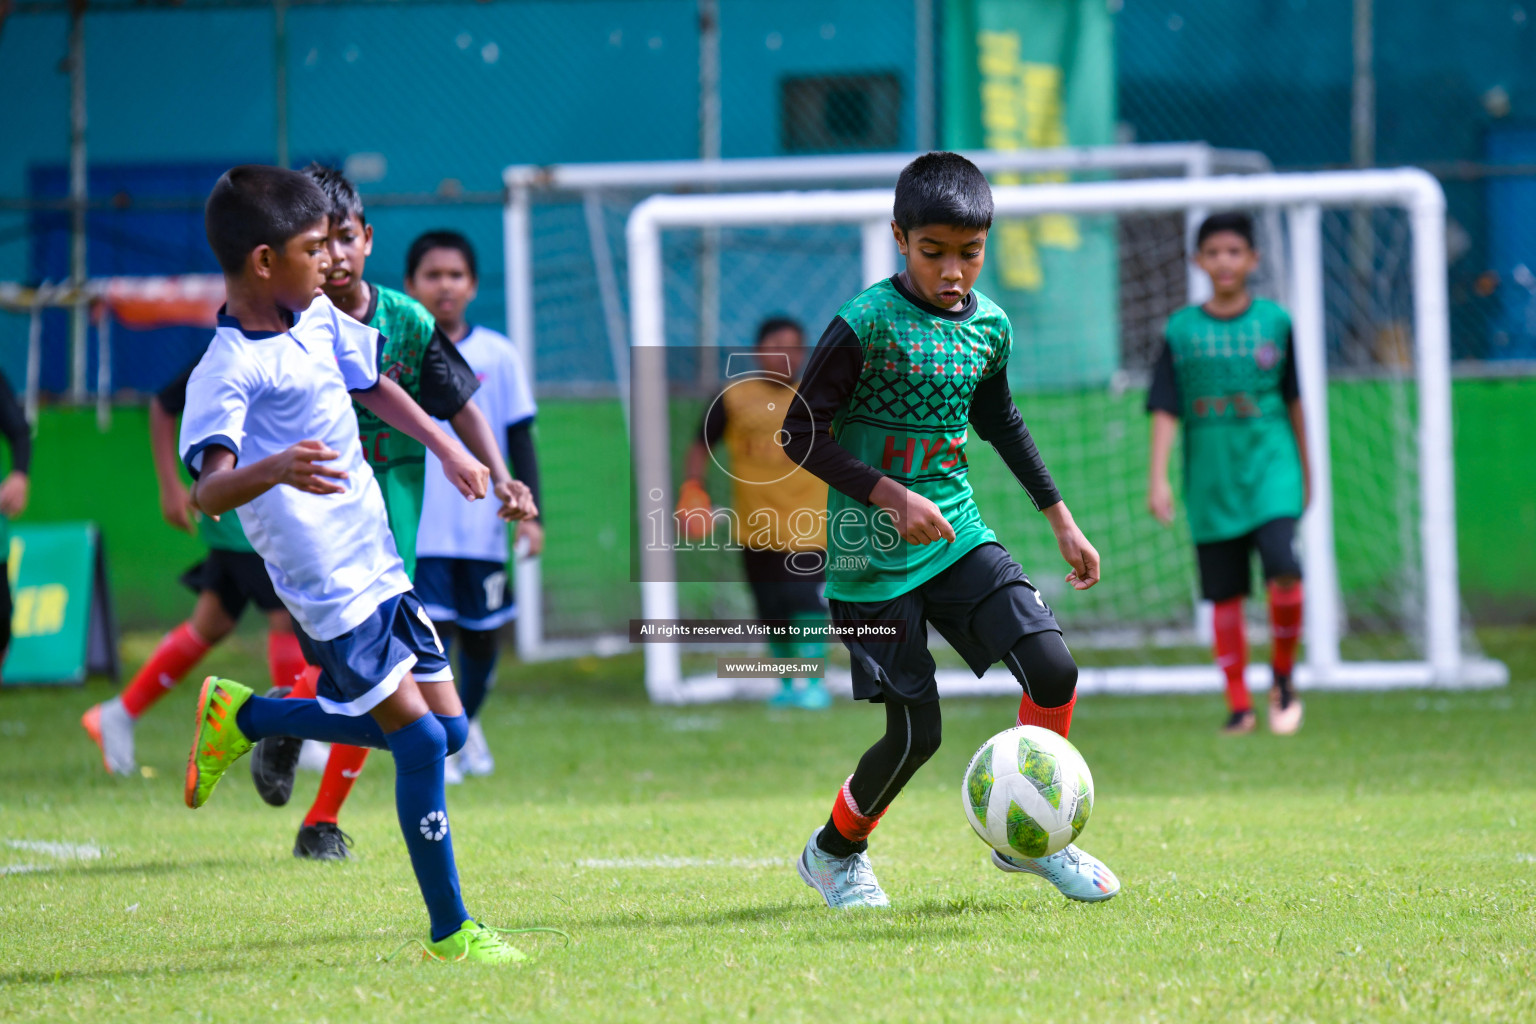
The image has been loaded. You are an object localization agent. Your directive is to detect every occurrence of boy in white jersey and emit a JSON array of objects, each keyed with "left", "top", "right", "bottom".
[
  {"left": 180, "top": 165, "right": 538, "bottom": 963},
  {"left": 407, "top": 230, "right": 542, "bottom": 779}
]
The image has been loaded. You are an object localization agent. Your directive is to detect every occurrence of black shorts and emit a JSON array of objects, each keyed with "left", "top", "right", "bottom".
[
  {"left": 741, "top": 547, "right": 826, "bottom": 621},
  {"left": 829, "top": 542, "right": 1059, "bottom": 706},
  {"left": 179, "top": 548, "right": 284, "bottom": 620},
  {"left": 0, "top": 561, "right": 11, "bottom": 649},
  {"left": 1195, "top": 517, "right": 1302, "bottom": 603}
]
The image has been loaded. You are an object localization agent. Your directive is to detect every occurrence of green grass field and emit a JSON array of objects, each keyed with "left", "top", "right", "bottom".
[{"left": 3, "top": 629, "right": 1534, "bottom": 1022}]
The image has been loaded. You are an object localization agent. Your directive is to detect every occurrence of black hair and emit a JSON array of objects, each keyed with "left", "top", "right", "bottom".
[
  {"left": 1196, "top": 211, "right": 1256, "bottom": 250},
  {"left": 406, "top": 229, "right": 478, "bottom": 281},
  {"left": 204, "top": 165, "right": 331, "bottom": 275},
  {"left": 301, "top": 162, "right": 366, "bottom": 227},
  {"left": 892, "top": 152, "right": 993, "bottom": 234},
  {"left": 754, "top": 315, "right": 804, "bottom": 345}
]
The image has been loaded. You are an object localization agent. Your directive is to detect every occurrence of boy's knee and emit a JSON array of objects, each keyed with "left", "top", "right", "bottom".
[
  {"left": 1008, "top": 632, "right": 1078, "bottom": 709},
  {"left": 908, "top": 704, "right": 944, "bottom": 763},
  {"left": 436, "top": 712, "right": 469, "bottom": 755}
]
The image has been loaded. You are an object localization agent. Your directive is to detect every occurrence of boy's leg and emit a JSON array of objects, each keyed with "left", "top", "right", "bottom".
[
  {"left": 266, "top": 615, "right": 308, "bottom": 690},
  {"left": 1197, "top": 537, "right": 1255, "bottom": 732},
  {"left": 1256, "top": 518, "right": 1304, "bottom": 734},
  {"left": 84, "top": 589, "right": 232, "bottom": 775},
  {"left": 1005, "top": 630, "right": 1079, "bottom": 737},
  {"left": 455, "top": 627, "right": 497, "bottom": 722},
  {"left": 818, "top": 700, "right": 943, "bottom": 856}
]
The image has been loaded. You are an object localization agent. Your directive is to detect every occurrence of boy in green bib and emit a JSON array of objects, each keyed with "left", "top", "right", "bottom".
[{"left": 1147, "top": 212, "right": 1309, "bottom": 736}]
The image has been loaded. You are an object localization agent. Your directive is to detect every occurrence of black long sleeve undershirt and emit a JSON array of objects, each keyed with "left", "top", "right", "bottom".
[
  {"left": 504, "top": 418, "right": 541, "bottom": 515},
  {"left": 781, "top": 315, "right": 1062, "bottom": 511},
  {"left": 0, "top": 371, "right": 31, "bottom": 475},
  {"left": 966, "top": 368, "right": 1061, "bottom": 511},
  {"left": 779, "top": 316, "right": 885, "bottom": 504}
]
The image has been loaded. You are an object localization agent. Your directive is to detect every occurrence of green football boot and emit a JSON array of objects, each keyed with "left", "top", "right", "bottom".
[
  {"left": 423, "top": 921, "right": 529, "bottom": 964},
  {"left": 184, "top": 676, "right": 256, "bottom": 809}
]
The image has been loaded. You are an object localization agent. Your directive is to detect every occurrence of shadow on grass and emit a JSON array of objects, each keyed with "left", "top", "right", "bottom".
[
  {"left": 4, "top": 857, "right": 249, "bottom": 880},
  {"left": 0, "top": 932, "right": 390, "bottom": 986}
]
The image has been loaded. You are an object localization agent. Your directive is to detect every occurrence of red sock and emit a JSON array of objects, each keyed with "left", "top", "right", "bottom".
[
  {"left": 119, "top": 622, "right": 212, "bottom": 718},
  {"left": 267, "top": 630, "right": 308, "bottom": 690},
  {"left": 830, "top": 776, "right": 885, "bottom": 844},
  {"left": 1017, "top": 690, "right": 1075, "bottom": 738},
  {"left": 1268, "top": 580, "right": 1304, "bottom": 679},
  {"left": 1213, "top": 597, "right": 1250, "bottom": 713},
  {"left": 288, "top": 664, "right": 321, "bottom": 700},
  {"left": 304, "top": 744, "right": 370, "bottom": 826}
]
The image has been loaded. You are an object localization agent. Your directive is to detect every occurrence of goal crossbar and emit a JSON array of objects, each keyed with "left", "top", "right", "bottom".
[{"left": 626, "top": 168, "right": 1509, "bottom": 703}]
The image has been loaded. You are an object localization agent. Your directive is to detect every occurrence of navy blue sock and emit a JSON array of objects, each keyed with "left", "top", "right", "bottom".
[
  {"left": 437, "top": 712, "right": 468, "bottom": 755},
  {"left": 456, "top": 629, "right": 498, "bottom": 720},
  {"left": 235, "top": 695, "right": 387, "bottom": 749},
  {"left": 386, "top": 714, "right": 468, "bottom": 942}
]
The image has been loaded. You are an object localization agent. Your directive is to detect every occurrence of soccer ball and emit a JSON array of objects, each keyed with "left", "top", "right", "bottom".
[{"left": 962, "top": 725, "right": 1094, "bottom": 860}]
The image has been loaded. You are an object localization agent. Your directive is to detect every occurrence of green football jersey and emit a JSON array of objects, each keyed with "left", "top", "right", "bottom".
[
  {"left": 1161, "top": 298, "right": 1303, "bottom": 543},
  {"left": 825, "top": 278, "right": 1012, "bottom": 602},
  {"left": 355, "top": 284, "right": 440, "bottom": 579}
]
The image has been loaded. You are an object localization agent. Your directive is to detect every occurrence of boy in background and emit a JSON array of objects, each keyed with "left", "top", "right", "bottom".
[
  {"left": 81, "top": 360, "right": 307, "bottom": 775},
  {"left": 249, "top": 166, "right": 524, "bottom": 858},
  {"left": 781, "top": 153, "right": 1118, "bottom": 908},
  {"left": 406, "top": 229, "right": 542, "bottom": 778},
  {"left": 0, "top": 370, "right": 29, "bottom": 683},
  {"left": 677, "top": 316, "right": 831, "bottom": 710},
  {"left": 1147, "top": 211, "right": 1308, "bottom": 735},
  {"left": 182, "top": 163, "right": 535, "bottom": 961}
]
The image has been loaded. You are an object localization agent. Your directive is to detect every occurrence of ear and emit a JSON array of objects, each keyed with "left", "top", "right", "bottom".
[
  {"left": 465, "top": 274, "right": 479, "bottom": 304},
  {"left": 250, "top": 244, "right": 275, "bottom": 280},
  {"left": 362, "top": 222, "right": 374, "bottom": 257},
  {"left": 890, "top": 220, "right": 908, "bottom": 255}
]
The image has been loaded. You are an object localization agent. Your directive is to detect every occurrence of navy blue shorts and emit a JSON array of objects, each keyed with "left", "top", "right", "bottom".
[
  {"left": 415, "top": 557, "right": 516, "bottom": 630},
  {"left": 309, "top": 590, "right": 453, "bottom": 716}
]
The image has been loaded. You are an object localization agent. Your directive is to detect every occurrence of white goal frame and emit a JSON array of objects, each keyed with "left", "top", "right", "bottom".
[
  {"left": 625, "top": 168, "right": 1509, "bottom": 704},
  {"left": 500, "top": 144, "right": 1272, "bottom": 660}
]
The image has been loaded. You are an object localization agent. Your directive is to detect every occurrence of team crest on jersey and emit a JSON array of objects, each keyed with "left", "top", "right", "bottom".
[{"left": 1255, "top": 342, "right": 1279, "bottom": 369}]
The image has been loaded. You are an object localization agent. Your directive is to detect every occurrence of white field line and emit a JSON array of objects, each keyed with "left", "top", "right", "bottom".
[
  {"left": 5, "top": 839, "right": 102, "bottom": 861},
  {"left": 577, "top": 856, "right": 788, "bottom": 870},
  {"left": 1, "top": 864, "right": 48, "bottom": 876}
]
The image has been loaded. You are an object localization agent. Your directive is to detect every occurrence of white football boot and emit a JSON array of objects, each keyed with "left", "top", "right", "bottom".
[
  {"left": 797, "top": 827, "right": 890, "bottom": 909},
  {"left": 459, "top": 719, "right": 495, "bottom": 777},
  {"left": 81, "top": 697, "right": 136, "bottom": 776},
  {"left": 442, "top": 751, "right": 465, "bottom": 786},
  {"left": 992, "top": 844, "right": 1120, "bottom": 902}
]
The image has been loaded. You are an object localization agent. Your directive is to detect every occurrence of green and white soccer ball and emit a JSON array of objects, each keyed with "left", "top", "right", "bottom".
[{"left": 962, "top": 725, "right": 1094, "bottom": 860}]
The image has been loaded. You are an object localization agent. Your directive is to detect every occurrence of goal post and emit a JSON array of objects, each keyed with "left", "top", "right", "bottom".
[
  {"left": 625, "top": 168, "right": 1508, "bottom": 704},
  {"left": 499, "top": 144, "right": 1274, "bottom": 660}
]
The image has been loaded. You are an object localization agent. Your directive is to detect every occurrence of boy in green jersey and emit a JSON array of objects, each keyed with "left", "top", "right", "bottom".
[
  {"left": 781, "top": 153, "right": 1118, "bottom": 907},
  {"left": 0, "top": 370, "right": 30, "bottom": 686},
  {"left": 251, "top": 165, "right": 534, "bottom": 860},
  {"left": 1147, "top": 212, "right": 1309, "bottom": 736}
]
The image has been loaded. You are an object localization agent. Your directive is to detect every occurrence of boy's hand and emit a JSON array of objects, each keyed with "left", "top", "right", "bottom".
[
  {"left": 0, "top": 471, "right": 28, "bottom": 518},
  {"left": 272, "top": 441, "right": 348, "bottom": 495},
  {"left": 159, "top": 481, "right": 197, "bottom": 534},
  {"left": 1147, "top": 477, "right": 1174, "bottom": 525},
  {"left": 871, "top": 477, "right": 955, "bottom": 546},
  {"left": 495, "top": 479, "right": 538, "bottom": 522},
  {"left": 1043, "top": 501, "right": 1100, "bottom": 590},
  {"left": 441, "top": 447, "right": 490, "bottom": 502}
]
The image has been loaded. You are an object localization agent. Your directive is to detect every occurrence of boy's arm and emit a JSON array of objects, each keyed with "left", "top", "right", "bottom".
[
  {"left": 1145, "top": 340, "right": 1181, "bottom": 525},
  {"left": 505, "top": 418, "right": 544, "bottom": 553},
  {"left": 448, "top": 400, "right": 535, "bottom": 519},
  {"left": 351, "top": 376, "right": 492, "bottom": 504},
  {"left": 1280, "top": 333, "right": 1310, "bottom": 508},
  {"left": 781, "top": 317, "right": 953, "bottom": 545},
  {"left": 968, "top": 369, "right": 1099, "bottom": 590},
  {"left": 0, "top": 370, "right": 30, "bottom": 518},
  {"left": 150, "top": 397, "right": 195, "bottom": 533},
  {"left": 416, "top": 329, "right": 531, "bottom": 518},
  {"left": 190, "top": 442, "right": 348, "bottom": 518}
]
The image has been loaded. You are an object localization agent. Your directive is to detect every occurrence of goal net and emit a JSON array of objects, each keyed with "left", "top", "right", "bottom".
[
  {"left": 500, "top": 144, "right": 1274, "bottom": 658},
  {"left": 625, "top": 169, "right": 1508, "bottom": 703}
]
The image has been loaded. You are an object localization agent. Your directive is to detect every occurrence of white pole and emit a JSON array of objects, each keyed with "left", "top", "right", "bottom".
[
  {"left": 861, "top": 219, "right": 898, "bottom": 286},
  {"left": 1410, "top": 189, "right": 1460, "bottom": 683},
  {"left": 95, "top": 306, "right": 110, "bottom": 430},
  {"left": 1287, "top": 203, "right": 1341, "bottom": 678},
  {"left": 504, "top": 184, "right": 542, "bottom": 661},
  {"left": 626, "top": 212, "right": 682, "bottom": 702}
]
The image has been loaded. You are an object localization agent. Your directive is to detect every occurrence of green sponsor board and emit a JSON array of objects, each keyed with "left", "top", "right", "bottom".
[
  {"left": 943, "top": 0, "right": 1119, "bottom": 389},
  {"left": 4, "top": 522, "right": 118, "bottom": 685}
]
